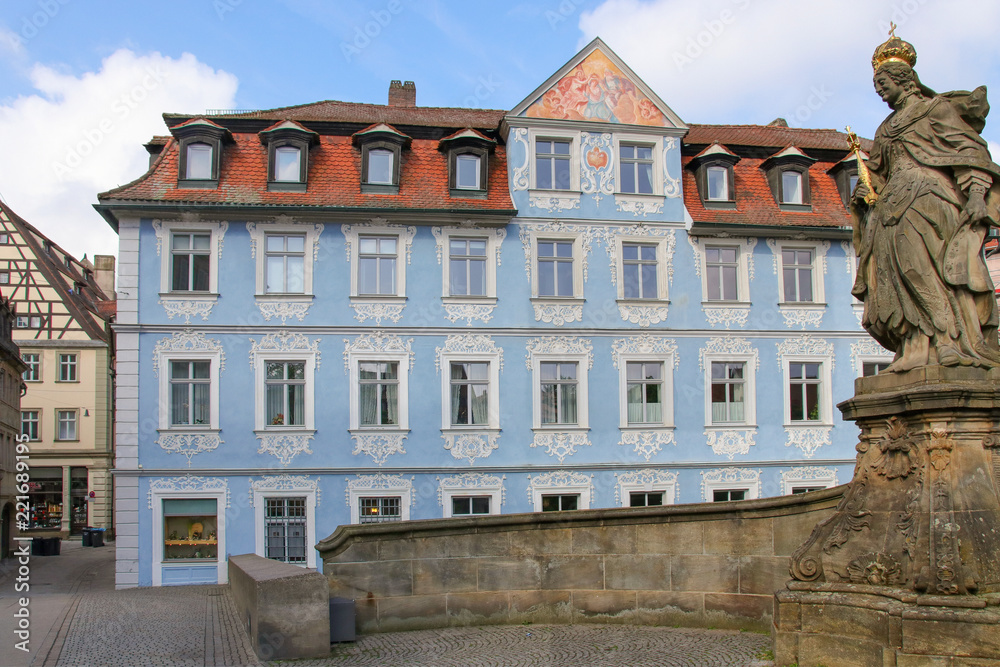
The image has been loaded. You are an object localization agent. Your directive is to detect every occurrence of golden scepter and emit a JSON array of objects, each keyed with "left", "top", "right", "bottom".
[{"left": 846, "top": 126, "right": 877, "bottom": 205}]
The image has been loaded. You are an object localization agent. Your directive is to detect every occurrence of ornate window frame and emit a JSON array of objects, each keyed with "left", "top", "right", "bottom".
[
  {"left": 152, "top": 220, "right": 228, "bottom": 322},
  {"left": 851, "top": 338, "right": 893, "bottom": 377},
  {"left": 154, "top": 331, "right": 225, "bottom": 433},
  {"left": 346, "top": 474, "right": 413, "bottom": 525},
  {"left": 699, "top": 336, "right": 758, "bottom": 460},
  {"left": 611, "top": 229, "right": 674, "bottom": 326},
  {"left": 688, "top": 234, "right": 755, "bottom": 329},
  {"left": 526, "top": 336, "right": 592, "bottom": 463},
  {"left": 250, "top": 475, "right": 320, "bottom": 569},
  {"left": 527, "top": 470, "right": 593, "bottom": 512},
  {"left": 780, "top": 466, "right": 839, "bottom": 495},
  {"left": 777, "top": 336, "right": 835, "bottom": 428},
  {"left": 247, "top": 221, "right": 324, "bottom": 323},
  {"left": 611, "top": 334, "right": 677, "bottom": 461},
  {"left": 528, "top": 128, "right": 582, "bottom": 212},
  {"left": 701, "top": 467, "right": 761, "bottom": 502},
  {"left": 526, "top": 230, "right": 585, "bottom": 325},
  {"left": 438, "top": 472, "right": 504, "bottom": 518},
  {"left": 342, "top": 220, "right": 416, "bottom": 324},
  {"left": 344, "top": 333, "right": 412, "bottom": 465},
  {"left": 436, "top": 333, "right": 502, "bottom": 433},
  {"left": 615, "top": 469, "right": 678, "bottom": 507},
  {"left": 766, "top": 238, "right": 830, "bottom": 329},
  {"left": 430, "top": 226, "right": 505, "bottom": 323},
  {"left": 613, "top": 132, "right": 666, "bottom": 214},
  {"left": 149, "top": 476, "right": 229, "bottom": 586}
]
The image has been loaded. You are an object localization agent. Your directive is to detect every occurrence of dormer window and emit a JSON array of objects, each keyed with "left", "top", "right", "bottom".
[
  {"left": 762, "top": 146, "right": 815, "bottom": 210},
  {"left": 354, "top": 123, "right": 411, "bottom": 195},
  {"left": 170, "top": 118, "right": 230, "bottom": 189},
  {"left": 259, "top": 120, "right": 317, "bottom": 193},
  {"left": 688, "top": 143, "right": 739, "bottom": 207},
  {"left": 439, "top": 128, "right": 494, "bottom": 198},
  {"left": 828, "top": 151, "right": 863, "bottom": 207}
]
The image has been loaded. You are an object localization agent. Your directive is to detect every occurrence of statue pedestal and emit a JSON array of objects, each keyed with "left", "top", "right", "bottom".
[{"left": 774, "top": 366, "right": 1000, "bottom": 667}]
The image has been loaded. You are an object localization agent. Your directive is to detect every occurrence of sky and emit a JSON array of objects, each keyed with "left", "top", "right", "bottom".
[{"left": 1, "top": 0, "right": 999, "bottom": 264}]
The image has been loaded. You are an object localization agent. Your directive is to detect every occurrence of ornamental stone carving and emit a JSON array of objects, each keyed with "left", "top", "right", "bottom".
[
  {"left": 519, "top": 220, "right": 601, "bottom": 283},
  {"left": 153, "top": 330, "right": 226, "bottom": 376},
  {"left": 700, "top": 467, "right": 760, "bottom": 500},
  {"left": 532, "top": 302, "right": 582, "bottom": 325},
  {"left": 351, "top": 432, "right": 407, "bottom": 466},
  {"left": 610, "top": 334, "right": 679, "bottom": 369},
  {"left": 784, "top": 426, "right": 832, "bottom": 458},
  {"left": 699, "top": 336, "right": 759, "bottom": 371},
  {"left": 343, "top": 332, "right": 414, "bottom": 374},
  {"left": 442, "top": 432, "right": 500, "bottom": 464},
  {"left": 618, "top": 429, "right": 675, "bottom": 461},
  {"left": 249, "top": 330, "right": 321, "bottom": 367},
  {"left": 662, "top": 137, "right": 681, "bottom": 198},
  {"left": 443, "top": 303, "right": 496, "bottom": 325},
  {"left": 345, "top": 473, "right": 413, "bottom": 507},
  {"left": 873, "top": 417, "right": 918, "bottom": 480},
  {"left": 617, "top": 303, "right": 669, "bottom": 327},
  {"left": 350, "top": 302, "right": 405, "bottom": 325},
  {"left": 580, "top": 132, "right": 614, "bottom": 204},
  {"left": 156, "top": 433, "right": 223, "bottom": 466},
  {"left": 256, "top": 432, "right": 314, "bottom": 467},
  {"left": 851, "top": 338, "right": 893, "bottom": 377},
  {"left": 605, "top": 228, "right": 676, "bottom": 288},
  {"left": 525, "top": 336, "right": 594, "bottom": 369},
  {"left": 526, "top": 470, "right": 593, "bottom": 500},
  {"left": 435, "top": 334, "right": 503, "bottom": 373},
  {"left": 255, "top": 300, "right": 311, "bottom": 323},
  {"left": 511, "top": 128, "right": 530, "bottom": 191},
  {"left": 159, "top": 299, "right": 216, "bottom": 323},
  {"left": 779, "top": 307, "right": 825, "bottom": 329},
  {"left": 705, "top": 429, "right": 756, "bottom": 459},
  {"left": 776, "top": 335, "right": 835, "bottom": 366},
  {"left": 615, "top": 197, "right": 663, "bottom": 217},
  {"left": 529, "top": 193, "right": 581, "bottom": 212},
  {"left": 530, "top": 431, "right": 591, "bottom": 463},
  {"left": 148, "top": 476, "right": 230, "bottom": 509},
  {"left": 702, "top": 306, "right": 749, "bottom": 329},
  {"left": 248, "top": 475, "right": 321, "bottom": 507}
]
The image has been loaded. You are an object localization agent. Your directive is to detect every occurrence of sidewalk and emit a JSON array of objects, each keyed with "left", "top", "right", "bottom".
[{"left": 1, "top": 541, "right": 775, "bottom": 667}]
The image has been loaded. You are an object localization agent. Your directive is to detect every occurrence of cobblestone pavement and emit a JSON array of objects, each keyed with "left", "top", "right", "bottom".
[{"left": 279, "top": 624, "right": 774, "bottom": 667}]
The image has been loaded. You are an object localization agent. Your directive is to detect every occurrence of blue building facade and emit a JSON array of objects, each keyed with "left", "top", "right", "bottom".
[{"left": 99, "top": 39, "right": 878, "bottom": 587}]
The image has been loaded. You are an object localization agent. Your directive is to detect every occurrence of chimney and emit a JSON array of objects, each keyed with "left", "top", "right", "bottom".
[
  {"left": 93, "top": 255, "right": 116, "bottom": 299},
  {"left": 388, "top": 80, "right": 416, "bottom": 107}
]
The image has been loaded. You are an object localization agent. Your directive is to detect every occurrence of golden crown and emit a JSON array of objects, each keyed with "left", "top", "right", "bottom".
[{"left": 872, "top": 22, "right": 916, "bottom": 71}]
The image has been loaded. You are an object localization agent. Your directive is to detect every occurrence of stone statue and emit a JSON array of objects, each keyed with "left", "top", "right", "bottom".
[{"left": 850, "top": 26, "right": 1000, "bottom": 371}]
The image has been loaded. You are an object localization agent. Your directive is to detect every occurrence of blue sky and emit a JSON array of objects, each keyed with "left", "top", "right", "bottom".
[{"left": 2, "top": 0, "right": 999, "bottom": 262}]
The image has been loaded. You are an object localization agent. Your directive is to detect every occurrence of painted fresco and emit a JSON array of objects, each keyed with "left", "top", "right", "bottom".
[{"left": 524, "top": 49, "right": 667, "bottom": 126}]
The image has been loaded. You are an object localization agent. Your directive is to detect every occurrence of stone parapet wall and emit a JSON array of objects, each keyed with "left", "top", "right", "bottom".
[{"left": 319, "top": 488, "right": 843, "bottom": 634}]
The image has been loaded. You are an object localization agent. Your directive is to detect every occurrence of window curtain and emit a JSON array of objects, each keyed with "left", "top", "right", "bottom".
[
  {"left": 451, "top": 384, "right": 463, "bottom": 424},
  {"left": 627, "top": 384, "right": 643, "bottom": 423},
  {"left": 470, "top": 384, "right": 488, "bottom": 425},
  {"left": 192, "top": 383, "right": 210, "bottom": 425},
  {"left": 560, "top": 385, "right": 577, "bottom": 424},
  {"left": 266, "top": 384, "right": 283, "bottom": 424},
  {"left": 381, "top": 384, "right": 398, "bottom": 425},
  {"left": 360, "top": 384, "right": 377, "bottom": 425}
]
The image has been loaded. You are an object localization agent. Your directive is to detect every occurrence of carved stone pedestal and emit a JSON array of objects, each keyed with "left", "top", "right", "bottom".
[{"left": 774, "top": 366, "right": 1000, "bottom": 667}]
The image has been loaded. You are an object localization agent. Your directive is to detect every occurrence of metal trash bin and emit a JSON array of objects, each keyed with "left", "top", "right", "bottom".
[
  {"left": 81, "top": 528, "right": 93, "bottom": 547},
  {"left": 329, "top": 597, "right": 356, "bottom": 643},
  {"left": 31, "top": 537, "right": 45, "bottom": 556},
  {"left": 90, "top": 528, "right": 105, "bottom": 547},
  {"left": 49, "top": 537, "right": 60, "bottom": 555}
]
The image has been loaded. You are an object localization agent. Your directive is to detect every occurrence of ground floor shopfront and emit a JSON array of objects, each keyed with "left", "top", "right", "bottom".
[{"left": 23, "top": 457, "right": 112, "bottom": 538}]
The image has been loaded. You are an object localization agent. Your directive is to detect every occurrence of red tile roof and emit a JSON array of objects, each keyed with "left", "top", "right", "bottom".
[
  {"left": 685, "top": 124, "right": 873, "bottom": 152},
  {"left": 172, "top": 100, "right": 508, "bottom": 130},
  {"left": 99, "top": 133, "right": 514, "bottom": 211}
]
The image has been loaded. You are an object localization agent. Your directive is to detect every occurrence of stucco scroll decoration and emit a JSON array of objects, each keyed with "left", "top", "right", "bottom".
[
  {"left": 435, "top": 334, "right": 503, "bottom": 373},
  {"left": 776, "top": 335, "right": 835, "bottom": 368},
  {"left": 614, "top": 469, "right": 678, "bottom": 505},
  {"left": 615, "top": 197, "right": 663, "bottom": 217},
  {"left": 152, "top": 329, "right": 226, "bottom": 376},
  {"left": 350, "top": 302, "right": 404, "bottom": 325},
  {"left": 152, "top": 220, "right": 228, "bottom": 258},
  {"left": 765, "top": 238, "right": 830, "bottom": 276},
  {"left": 699, "top": 467, "right": 760, "bottom": 500},
  {"left": 511, "top": 127, "right": 530, "bottom": 191},
  {"left": 257, "top": 433, "right": 314, "bottom": 467},
  {"left": 705, "top": 429, "right": 756, "bottom": 459},
  {"left": 256, "top": 301, "right": 311, "bottom": 324},
  {"left": 518, "top": 220, "right": 602, "bottom": 284},
  {"left": 430, "top": 227, "right": 506, "bottom": 265},
  {"left": 686, "top": 234, "right": 756, "bottom": 280},
  {"left": 532, "top": 302, "right": 582, "bottom": 325},
  {"left": 156, "top": 433, "right": 223, "bottom": 466},
  {"left": 618, "top": 304, "right": 669, "bottom": 327},
  {"left": 526, "top": 470, "right": 593, "bottom": 500},
  {"left": 580, "top": 132, "right": 614, "bottom": 205},
  {"left": 780, "top": 466, "right": 839, "bottom": 487},
  {"left": 610, "top": 334, "right": 679, "bottom": 369},
  {"left": 618, "top": 430, "right": 675, "bottom": 461},
  {"left": 841, "top": 240, "right": 855, "bottom": 274},
  {"left": 698, "top": 336, "right": 760, "bottom": 371},
  {"left": 444, "top": 303, "right": 496, "bottom": 325},
  {"left": 779, "top": 308, "right": 825, "bottom": 329},
  {"left": 351, "top": 432, "right": 407, "bottom": 466},
  {"left": 784, "top": 427, "right": 832, "bottom": 458},
  {"left": 248, "top": 475, "right": 321, "bottom": 508},
  {"left": 248, "top": 330, "right": 321, "bottom": 368},
  {"left": 344, "top": 473, "right": 414, "bottom": 508},
  {"left": 702, "top": 306, "right": 749, "bottom": 329},
  {"left": 529, "top": 194, "right": 581, "bottom": 212},
  {"left": 436, "top": 473, "right": 505, "bottom": 508},
  {"left": 246, "top": 221, "right": 324, "bottom": 261},
  {"left": 159, "top": 299, "right": 216, "bottom": 323},
  {"left": 343, "top": 332, "right": 414, "bottom": 374},
  {"left": 530, "top": 431, "right": 591, "bottom": 463},
  {"left": 662, "top": 137, "right": 681, "bottom": 198},
  {"left": 341, "top": 222, "right": 416, "bottom": 265},
  {"left": 525, "top": 336, "right": 594, "bottom": 369},
  {"left": 605, "top": 228, "right": 676, "bottom": 288},
  {"left": 851, "top": 338, "right": 893, "bottom": 377},
  {"left": 148, "top": 476, "right": 230, "bottom": 509},
  {"left": 442, "top": 432, "right": 500, "bottom": 464}
]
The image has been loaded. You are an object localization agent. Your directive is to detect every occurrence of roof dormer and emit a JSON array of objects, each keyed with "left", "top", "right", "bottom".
[
  {"left": 827, "top": 151, "right": 864, "bottom": 208},
  {"left": 761, "top": 146, "right": 816, "bottom": 211},
  {"left": 688, "top": 143, "right": 740, "bottom": 208},
  {"left": 439, "top": 128, "right": 496, "bottom": 197},
  {"left": 169, "top": 118, "right": 232, "bottom": 189},
  {"left": 259, "top": 120, "right": 319, "bottom": 192},
  {"left": 352, "top": 123, "right": 411, "bottom": 194}
]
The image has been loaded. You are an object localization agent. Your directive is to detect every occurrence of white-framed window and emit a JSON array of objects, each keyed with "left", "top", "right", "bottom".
[
  {"left": 265, "top": 234, "right": 305, "bottom": 293},
  {"left": 21, "top": 410, "right": 39, "bottom": 441},
  {"left": 265, "top": 362, "right": 306, "bottom": 427},
  {"left": 56, "top": 409, "right": 77, "bottom": 441},
  {"left": 713, "top": 489, "right": 747, "bottom": 502},
  {"left": 150, "top": 479, "right": 228, "bottom": 586},
  {"left": 343, "top": 223, "right": 415, "bottom": 301},
  {"left": 628, "top": 491, "right": 664, "bottom": 507},
  {"left": 701, "top": 468, "right": 760, "bottom": 502},
  {"left": 16, "top": 315, "right": 42, "bottom": 329},
  {"left": 358, "top": 497, "right": 401, "bottom": 523},
  {"left": 624, "top": 361, "right": 667, "bottom": 426},
  {"left": 528, "top": 338, "right": 591, "bottom": 432},
  {"left": 540, "top": 362, "right": 579, "bottom": 426},
  {"left": 616, "top": 470, "right": 678, "bottom": 508},
  {"left": 22, "top": 353, "right": 40, "bottom": 382},
  {"left": 455, "top": 154, "right": 481, "bottom": 190},
  {"left": 249, "top": 332, "right": 319, "bottom": 435},
  {"left": 619, "top": 143, "right": 654, "bottom": 195},
  {"left": 273, "top": 146, "right": 301, "bottom": 182},
  {"left": 158, "top": 352, "right": 221, "bottom": 431},
  {"left": 529, "top": 233, "right": 584, "bottom": 300},
  {"left": 449, "top": 238, "right": 487, "bottom": 297},
  {"left": 782, "top": 359, "right": 833, "bottom": 426},
  {"left": 451, "top": 496, "right": 491, "bottom": 515},
  {"left": 705, "top": 245, "right": 740, "bottom": 301},
  {"left": 770, "top": 240, "right": 828, "bottom": 305},
  {"left": 706, "top": 166, "right": 729, "bottom": 201},
  {"left": 616, "top": 237, "right": 670, "bottom": 302},
  {"left": 154, "top": 221, "right": 226, "bottom": 297},
  {"left": 541, "top": 494, "right": 579, "bottom": 511},
  {"left": 438, "top": 473, "right": 505, "bottom": 518},
  {"left": 251, "top": 477, "right": 319, "bottom": 569},
  {"left": 185, "top": 143, "right": 214, "bottom": 180},
  {"left": 366, "top": 149, "right": 394, "bottom": 185},
  {"left": 347, "top": 355, "right": 409, "bottom": 432},
  {"left": 780, "top": 467, "right": 839, "bottom": 495},
  {"left": 781, "top": 170, "right": 804, "bottom": 204},
  {"left": 529, "top": 129, "right": 580, "bottom": 193},
  {"left": 701, "top": 343, "right": 757, "bottom": 428},
  {"left": 347, "top": 474, "right": 412, "bottom": 525},
  {"left": 57, "top": 353, "right": 77, "bottom": 382},
  {"left": 862, "top": 360, "right": 890, "bottom": 377},
  {"left": 0, "top": 271, "right": 9, "bottom": 285},
  {"left": 528, "top": 471, "right": 593, "bottom": 512},
  {"left": 445, "top": 361, "right": 498, "bottom": 428}
]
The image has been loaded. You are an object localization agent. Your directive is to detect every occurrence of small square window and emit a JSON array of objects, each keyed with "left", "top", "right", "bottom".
[
  {"left": 0, "top": 233, "right": 8, "bottom": 244},
  {"left": 791, "top": 486, "right": 825, "bottom": 494},
  {"left": 629, "top": 491, "right": 663, "bottom": 507},
  {"left": 0, "top": 272, "right": 8, "bottom": 284},
  {"left": 862, "top": 361, "right": 889, "bottom": 377},
  {"left": 359, "top": 496, "right": 401, "bottom": 523},
  {"left": 186, "top": 143, "right": 214, "bottom": 180}
]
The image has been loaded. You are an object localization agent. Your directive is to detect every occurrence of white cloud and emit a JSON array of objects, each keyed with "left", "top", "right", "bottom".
[
  {"left": 0, "top": 49, "right": 238, "bottom": 262},
  {"left": 578, "top": 0, "right": 1000, "bottom": 144},
  {"left": 0, "top": 25, "right": 25, "bottom": 56}
]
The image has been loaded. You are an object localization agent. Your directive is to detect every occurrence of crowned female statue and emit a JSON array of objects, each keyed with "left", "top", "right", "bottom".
[{"left": 851, "top": 27, "right": 1000, "bottom": 371}]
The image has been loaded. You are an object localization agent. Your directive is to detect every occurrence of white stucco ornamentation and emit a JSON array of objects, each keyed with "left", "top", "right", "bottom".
[
  {"left": 780, "top": 466, "right": 839, "bottom": 489},
  {"left": 779, "top": 308, "right": 825, "bottom": 329},
  {"left": 580, "top": 132, "right": 615, "bottom": 205},
  {"left": 698, "top": 336, "right": 760, "bottom": 371},
  {"left": 152, "top": 330, "right": 226, "bottom": 376},
  {"left": 345, "top": 474, "right": 414, "bottom": 507},
  {"left": 618, "top": 429, "right": 676, "bottom": 461},
  {"left": 435, "top": 334, "right": 504, "bottom": 373},
  {"left": 156, "top": 433, "right": 223, "bottom": 466},
  {"left": 248, "top": 475, "right": 321, "bottom": 507},
  {"left": 511, "top": 127, "right": 530, "bottom": 191},
  {"left": 610, "top": 334, "right": 679, "bottom": 369},
  {"left": 614, "top": 469, "right": 678, "bottom": 505},
  {"left": 526, "top": 470, "right": 593, "bottom": 500},
  {"left": 841, "top": 240, "right": 855, "bottom": 274},
  {"left": 436, "top": 473, "right": 505, "bottom": 508},
  {"left": 765, "top": 238, "right": 830, "bottom": 276},
  {"left": 443, "top": 303, "right": 496, "bottom": 325},
  {"left": 255, "top": 300, "right": 311, "bottom": 323},
  {"left": 153, "top": 220, "right": 229, "bottom": 258},
  {"left": 342, "top": 221, "right": 416, "bottom": 265},
  {"left": 529, "top": 194, "right": 581, "bottom": 212},
  {"left": 343, "top": 332, "right": 415, "bottom": 374},
  {"left": 430, "top": 227, "right": 506, "bottom": 265},
  {"left": 776, "top": 335, "right": 835, "bottom": 368},
  {"left": 530, "top": 431, "right": 591, "bottom": 463},
  {"left": 615, "top": 197, "right": 663, "bottom": 217},
  {"left": 605, "top": 228, "right": 676, "bottom": 288},
  {"left": 662, "top": 138, "right": 682, "bottom": 198},
  {"left": 532, "top": 302, "right": 582, "bottom": 325},
  {"left": 518, "top": 220, "right": 602, "bottom": 283},
  {"left": 617, "top": 304, "right": 669, "bottom": 327},
  {"left": 702, "top": 306, "right": 750, "bottom": 329},
  {"left": 705, "top": 429, "right": 757, "bottom": 459},
  {"left": 159, "top": 299, "right": 216, "bottom": 323},
  {"left": 687, "top": 234, "right": 756, "bottom": 281},
  {"left": 700, "top": 467, "right": 760, "bottom": 500},
  {"left": 247, "top": 221, "right": 324, "bottom": 261},
  {"left": 851, "top": 338, "right": 893, "bottom": 377},
  {"left": 349, "top": 302, "right": 405, "bottom": 325},
  {"left": 784, "top": 427, "right": 832, "bottom": 458},
  {"left": 249, "top": 331, "right": 321, "bottom": 367},
  {"left": 351, "top": 432, "right": 407, "bottom": 466},
  {"left": 148, "top": 475, "right": 230, "bottom": 509},
  {"left": 256, "top": 432, "right": 314, "bottom": 467},
  {"left": 525, "top": 336, "right": 594, "bottom": 370},
  {"left": 442, "top": 432, "right": 500, "bottom": 464}
]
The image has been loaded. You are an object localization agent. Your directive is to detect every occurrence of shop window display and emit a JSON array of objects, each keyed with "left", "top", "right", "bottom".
[
  {"left": 162, "top": 499, "right": 218, "bottom": 561},
  {"left": 27, "top": 467, "right": 63, "bottom": 529}
]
